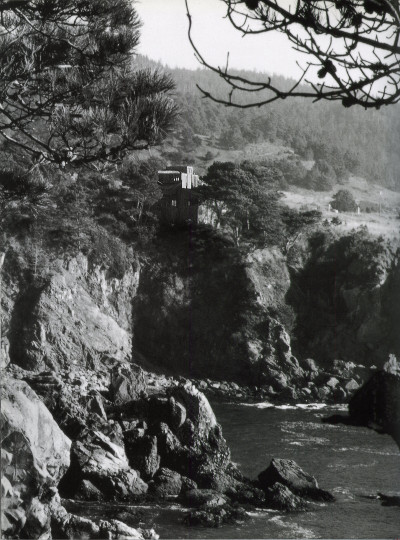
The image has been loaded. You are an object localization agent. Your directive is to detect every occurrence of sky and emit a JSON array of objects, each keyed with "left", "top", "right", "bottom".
[{"left": 135, "top": 0, "right": 302, "bottom": 78}]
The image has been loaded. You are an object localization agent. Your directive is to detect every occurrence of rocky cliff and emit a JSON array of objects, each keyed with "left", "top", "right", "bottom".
[
  {"left": 2, "top": 226, "right": 397, "bottom": 538},
  {"left": 2, "top": 227, "right": 398, "bottom": 402}
]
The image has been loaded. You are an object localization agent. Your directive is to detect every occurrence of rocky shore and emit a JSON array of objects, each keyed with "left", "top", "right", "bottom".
[
  {"left": 1, "top": 359, "right": 337, "bottom": 539},
  {"left": 2, "top": 239, "right": 398, "bottom": 538}
]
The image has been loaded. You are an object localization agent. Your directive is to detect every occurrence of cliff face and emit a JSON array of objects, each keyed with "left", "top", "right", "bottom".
[
  {"left": 2, "top": 252, "right": 140, "bottom": 372},
  {"left": 132, "top": 230, "right": 303, "bottom": 391},
  {"left": 1, "top": 228, "right": 398, "bottom": 390},
  {"left": 287, "top": 232, "right": 400, "bottom": 369}
]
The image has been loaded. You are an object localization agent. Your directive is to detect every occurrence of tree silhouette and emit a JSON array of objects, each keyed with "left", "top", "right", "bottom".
[
  {"left": 186, "top": 0, "right": 400, "bottom": 109},
  {"left": 0, "top": 1, "right": 177, "bottom": 167}
]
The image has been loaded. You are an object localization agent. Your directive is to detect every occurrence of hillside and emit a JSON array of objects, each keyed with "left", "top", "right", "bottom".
[{"left": 136, "top": 56, "right": 400, "bottom": 192}]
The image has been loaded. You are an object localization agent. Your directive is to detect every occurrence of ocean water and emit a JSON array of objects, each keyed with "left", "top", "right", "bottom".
[{"left": 77, "top": 402, "right": 400, "bottom": 539}]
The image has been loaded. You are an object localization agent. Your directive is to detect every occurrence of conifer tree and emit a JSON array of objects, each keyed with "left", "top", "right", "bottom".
[{"left": 0, "top": 0, "right": 177, "bottom": 167}]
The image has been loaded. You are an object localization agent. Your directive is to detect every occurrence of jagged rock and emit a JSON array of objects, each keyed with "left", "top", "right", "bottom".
[
  {"left": 125, "top": 433, "right": 160, "bottom": 480},
  {"left": 20, "top": 497, "right": 51, "bottom": 539},
  {"left": 264, "top": 482, "right": 309, "bottom": 512},
  {"left": 148, "top": 468, "right": 182, "bottom": 498},
  {"left": 180, "top": 477, "right": 198, "bottom": 494},
  {"left": 181, "top": 489, "right": 227, "bottom": 508},
  {"left": 1, "top": 337, "right": 10, "bottom": 369},
  {"left": 87, "top": 391, "right": 107, "bottom": 420},
  {"left": 1, "top": 376, "right": 71, "bottom": 539},
  {"left": 183, "top": 504, "right": 248, "bottom": 528},
  {"left": 110, "top": 363, "right": 147, "bottom": 404},
  {"left": 10, "top": 263, "right": 134, "bottom": 372},
  {"left": 258, "top": 459, "right": 334, "bottom": 502},
  {"left": 1, "top": 377, "right": 71, "bottom": 491},
  {"left": 60, "top": 430, "right": 148, "bottom": 500},
  {"left": 75, "top": 479, "right": 104, "bottom": 502},
  {"left": 156, "top": 422, "right": 183, "bottom": 458},
  {"left": 348, "top": 356, "right": 400, "bottom": 447},
  {"left": 226, "top": 483, "right": 266, "bottom": 506}
]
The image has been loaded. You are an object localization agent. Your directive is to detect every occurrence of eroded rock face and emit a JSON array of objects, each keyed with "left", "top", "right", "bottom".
[{"left": 8, "top": 254, "right": 139, "bottom": 373}]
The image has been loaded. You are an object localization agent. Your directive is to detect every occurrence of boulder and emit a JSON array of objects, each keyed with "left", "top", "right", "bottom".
[
  {"left": 125, "top": 433, "right": 160, "bottom": 480},
  {"left": 1, "top": 376, "right": 71, "bottom": 539},
  {"left": 183, "top": 504, "right": 248, "bottom": 528},
  {"left": 110, "top": 363, "right": 147, "bottom": 404},
  {"left": 181, "top": 489, "right": 227, "bottom": 508},
  {"left": 258, "top": 459, "right": 334, "bottom": 502},
  {"left": 148, "top": 468, "right": 182, "bottom": 498},
  {"left": 348, "top": 355, "right": 400, "bottom": 447},
  {"left": 1, "top": 377, "right": 71, "bottom": 491},
  {"left": 60, "top": 430, "right": 148, "bottom": 500},
  {"left": 264, "top": 482, "right": 309, "bottom": 512},
  {"left": 170, "top": 382, "right": 217, "bottom": 439},
  {"left": 345, "top": 379, "right": 360, "bottom": 392},
  {"left": 180, "top": 476, "right": 198, "bottom": 494}
]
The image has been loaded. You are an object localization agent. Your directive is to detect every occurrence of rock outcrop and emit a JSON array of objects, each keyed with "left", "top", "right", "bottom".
[
  {"left": 324, "top": 356, "right": 400, "bottom": 448},
  {"left": 257, "top": 458, "right": 334, "bottom": 502},
  {"left": 5, "top": 253, "right": 139, "bottom": 373}
]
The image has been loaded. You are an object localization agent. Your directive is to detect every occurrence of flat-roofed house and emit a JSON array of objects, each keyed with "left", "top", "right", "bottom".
[{"left": 158, "top": 166, "right": 200, "bottom": 225}]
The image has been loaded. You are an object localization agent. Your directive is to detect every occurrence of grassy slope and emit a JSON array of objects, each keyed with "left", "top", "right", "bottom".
[{"left": 282, "top": 176, "right": 400, "bottom": 242}]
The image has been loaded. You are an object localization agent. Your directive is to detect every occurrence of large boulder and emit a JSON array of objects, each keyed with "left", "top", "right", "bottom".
[
  {"left": 170, "top": 382, "right": 217, "bottom": 439},
  {"left": 125, "top": 433, "right": 160, "bottom": 480},
  {"left": 258, "top": 458, "right": 334, "bottom": 502},
  {"left": 59, "top": 430, "right": 148, "bottom": 500},
  {"left": 148, "top": 468, "right": 182, "bottom": 498},
  {"left": 1, "top": 376, "right": 71, "bottom": 539},
  {"left": 264, "top": 482, "right": 309, "bottom": 512},
  {"left": 348, "top": 355, "right": 400, "bottom": 447},
  {"left": 1, "top": 377, "right": 71, "bottom": 490},
  {"left": 323, "top": 356, "right": 400, "bottom": 448}
]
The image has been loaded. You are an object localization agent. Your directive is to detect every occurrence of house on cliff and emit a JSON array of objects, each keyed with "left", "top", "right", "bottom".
[{"left": 157, "top": 166, "right": 200, "bottom": 225}]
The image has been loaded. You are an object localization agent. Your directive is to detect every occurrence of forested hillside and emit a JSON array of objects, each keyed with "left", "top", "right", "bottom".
[{"left": 137, "top": 56, "right": 400, "bottom": 191}]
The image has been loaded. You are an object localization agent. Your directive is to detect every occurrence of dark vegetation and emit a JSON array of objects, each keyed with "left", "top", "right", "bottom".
[
  {"left": 142, "top": 59, "right": 400, "bottom": 191},
  {"left": 287, "top": 227, "right": 394, "bottom": 365}
]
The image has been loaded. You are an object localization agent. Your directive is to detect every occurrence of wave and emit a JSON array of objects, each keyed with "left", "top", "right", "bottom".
[
  {"left": 238, "top": 402, "right": 347, "bottom": 411},
  {"left": 332, "top": 446, "right": 399, "bottom": 456},
  {"left": 268, "top": 516, "right": 317, "bottom": 538},
  {"left": 240, "top": 401, "right": 275, "bottom": 409}
]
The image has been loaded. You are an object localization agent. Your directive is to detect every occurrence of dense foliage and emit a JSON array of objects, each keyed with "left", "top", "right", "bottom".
[
  {"left": 150, "top": 60, "right": 400, "bottom": 191},
  {"left": 0, "top": 1, "right": 177, "bottom": 166}
]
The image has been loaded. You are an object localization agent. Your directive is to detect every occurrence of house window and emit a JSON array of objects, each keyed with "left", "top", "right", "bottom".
[
  {"left": 171, "top": 199, "right": 177, "bottom": 207},
  {"left": 187, "top": 201, "right": 191, "bottom": 206}
]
